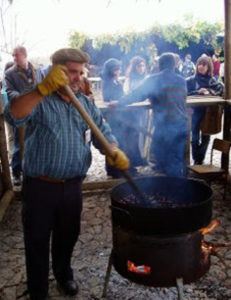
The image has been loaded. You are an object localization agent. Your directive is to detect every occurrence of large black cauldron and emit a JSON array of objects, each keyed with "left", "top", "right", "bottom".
[
  {"left": 109, "top": 176, "right": 213, "bottom": 287},
  {"left": 111, "top": 176, "right": 213, "bottom": 235}
]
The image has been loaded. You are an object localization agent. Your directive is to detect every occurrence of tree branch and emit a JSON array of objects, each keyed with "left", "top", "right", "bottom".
[{"left": 0, "top": 6, "right": 8, "bottom": 52}]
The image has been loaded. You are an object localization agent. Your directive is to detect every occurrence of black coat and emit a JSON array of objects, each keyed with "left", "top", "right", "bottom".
[
  {"left": 102, "top": 79, "right": 124, "bottom": 102},
  {"left": 186, "top": 74, "right": 224, "bottom": 96}
]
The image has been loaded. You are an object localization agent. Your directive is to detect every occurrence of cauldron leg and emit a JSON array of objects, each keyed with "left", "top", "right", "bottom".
[
  {"left": 102, "top": 249, "right": 114, "bottom": 298},
  {"left": 176, "top": 278, "right": 184, "bottom": 300}
]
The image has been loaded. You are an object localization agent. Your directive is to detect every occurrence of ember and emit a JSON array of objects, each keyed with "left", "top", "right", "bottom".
[
  {"left": 111, "top": 176, "right": 213, "bottom": 235},
  {"left": 127, "top": 261, "right": 151, "bottom": 274},
  {"left": 119, "top": 193, "right": 190, "bottom": 208}
]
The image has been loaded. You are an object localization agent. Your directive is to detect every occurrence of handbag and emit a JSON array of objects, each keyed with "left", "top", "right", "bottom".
[{"left": 200, "top": 105, "right": 223, "bottom": 135}]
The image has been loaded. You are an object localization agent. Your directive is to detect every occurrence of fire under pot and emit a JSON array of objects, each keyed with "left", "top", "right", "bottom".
[{"left": 102, "top": 176, "right": 218, "bottom": 299}]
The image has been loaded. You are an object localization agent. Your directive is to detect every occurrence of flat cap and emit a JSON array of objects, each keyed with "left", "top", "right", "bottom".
[{"left": 51, "top": 48, "right": 90, "bottom": 65}]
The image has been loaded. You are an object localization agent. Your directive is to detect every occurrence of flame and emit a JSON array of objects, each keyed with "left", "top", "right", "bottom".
[
  {"left": 200, "top": 219, "right": 221, "bottom": 235},
  {"left": 127, "top": 260, "right": 151, "bottom": 274},
  {"left": 201, "top": 240, "right": 213, "bottom": 251}
]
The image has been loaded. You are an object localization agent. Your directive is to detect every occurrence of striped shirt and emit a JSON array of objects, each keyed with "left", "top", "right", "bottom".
[
  {"left": 4, "top": 92, "right": 117, "bottom": 179},
  {"left": 119, "top": 69, "right": 187, "bottom": 127}
]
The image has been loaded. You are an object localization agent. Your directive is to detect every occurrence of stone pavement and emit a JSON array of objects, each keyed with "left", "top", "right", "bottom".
[
  {"left": 0, "top": 180, "right": 231, "bottom": 299},
  {"left": 1, "top": 134, "right": 231, "bottom": 299},
  {"left": 86, "top": 128, "right": 230, "bottom": 181}
]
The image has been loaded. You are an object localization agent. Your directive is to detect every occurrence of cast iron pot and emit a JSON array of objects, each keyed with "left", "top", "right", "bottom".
[
  {"left": 112, "top": 228, "right": 211, "bottom": 287},
  {"left": 111, "top": 176, "right": 213, "bottom": 235}
]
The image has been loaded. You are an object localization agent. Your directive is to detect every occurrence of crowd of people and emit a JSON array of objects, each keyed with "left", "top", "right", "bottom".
[
  {"left": 0, "top": 45, "right": 224, "bottom": 299},
  {"left": 99, "top": 52, "right": 224, "bottom": 176}
]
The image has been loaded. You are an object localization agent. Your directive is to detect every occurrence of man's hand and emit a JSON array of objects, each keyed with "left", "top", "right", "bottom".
[
  {"left": 37, "top": 65, "right": 69, "bottom": 97},
  {"left": 108, "top": 101, "right": 119, "bottom": 107},
  {"left": 106, "top": 146, "right": 130, "bottom": 170}
]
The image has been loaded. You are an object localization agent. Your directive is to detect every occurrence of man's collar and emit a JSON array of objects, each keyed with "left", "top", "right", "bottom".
[
  {"left": 15, "top": 61, "right": 33, "bottom": 72},
  {"left": 57, "top": 90, "right": 72, "bottom": 103}
]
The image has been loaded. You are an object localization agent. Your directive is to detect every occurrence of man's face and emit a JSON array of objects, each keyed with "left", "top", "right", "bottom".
[
  {"left": 186, "top": 55, "right": 191, "bottom": 62},
  {"left": 65, "top": 61, "right": 85, "bottom": 92},
  {"left": 12, "top": 49, "right": 27, "bottom": 67}
]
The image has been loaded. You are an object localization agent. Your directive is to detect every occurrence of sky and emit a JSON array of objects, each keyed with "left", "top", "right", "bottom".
[{"left": 2, "top": 0, "right": 225, "bottom": 59}]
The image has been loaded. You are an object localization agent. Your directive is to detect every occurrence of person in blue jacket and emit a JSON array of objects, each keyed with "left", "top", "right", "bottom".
[{"left": 112, "top": 52, "right": 188, "bottom": 177}]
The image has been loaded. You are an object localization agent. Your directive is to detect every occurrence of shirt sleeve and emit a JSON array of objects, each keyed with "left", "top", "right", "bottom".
[
  {"left": 4, "top": 95, "right": 38, "bottom": 127},
  {"left": 118, "top": 76, "right": 154, "bottom": 106},
  {"left": 123, "top": 78, "right": 130, "bottom": 94},
  {"left": 4, "top": 99, "right": 37, "bottom": 127},
  {"left": 87, "top": 99, "right": 118, "bottom": 151},
  {"left": 1, "top": 89, "right": 9, "bottom": 108},
  {"left": 209, "top": 78, "right": 224, "bottom": 96},
  {"left": 186, "top": 77, "right": 198, "bottom": 95}
]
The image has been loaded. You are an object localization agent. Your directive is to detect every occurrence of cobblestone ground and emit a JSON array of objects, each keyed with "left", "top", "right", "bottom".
[
  {"left": 1, "top": 130, "right": 231, "bottom": 300},
  {"left": 86, "top": 128, "right": 230, "bottom": 182},
  {"left": 0, "top": 179, "right": 231, "bottom": 299}
]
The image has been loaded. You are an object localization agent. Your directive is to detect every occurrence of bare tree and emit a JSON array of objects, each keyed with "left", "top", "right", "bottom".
[{"left": 0, "top": 0, "right": 14, "bottom": 54}]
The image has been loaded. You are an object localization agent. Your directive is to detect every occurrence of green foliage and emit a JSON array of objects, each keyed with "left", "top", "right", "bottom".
[
  {"left": 117, "top": 32, "right": 140, "bottom": 53},
  {"left": 69, "top": 31, "right": 88, "bottom": 49},
  {"left": 92, "top": 33, "right": 118, "bottom": 50},
  {"left": 149, "top": 17, "right": 223, "bottom": 50},
  {"left": 196, "top": 21, "right": 222, "bottom": 45},
  {"left": 160, "top": 23, "right": 200, "bottom": 49},
  {"left": 146, "top": 43, "right": 158, "bottom": 67},
  {"left": 68, "top": 18, "right": 223, "bottom": 53}
]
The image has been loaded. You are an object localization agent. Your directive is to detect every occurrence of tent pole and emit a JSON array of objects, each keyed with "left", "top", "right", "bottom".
[{"left": 222, "top": 0, "right": 231, "bottom": 169}]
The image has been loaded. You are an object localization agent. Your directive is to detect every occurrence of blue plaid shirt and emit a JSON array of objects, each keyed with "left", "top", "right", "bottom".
[{"left": 4, "top": 92, "right": 117, "bottom": 179}]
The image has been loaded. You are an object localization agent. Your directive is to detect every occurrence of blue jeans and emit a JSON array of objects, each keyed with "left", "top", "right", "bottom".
[
  {"left": 151, "top": 123, "right": 188, "bottom": 177},
  {"left": 191, "top": 107, "right": 210, "bottom": 163}
]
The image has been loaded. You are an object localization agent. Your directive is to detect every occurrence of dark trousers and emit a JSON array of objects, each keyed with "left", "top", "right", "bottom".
[
  {"left": 103, "top": 110, "right": 144, "bottom": 178},
  {"left": 22, "top": 176, "right": 83, "bottom": 299},
  {"left": 191, "top": 107, "right": 210, "bottom": 163},
  {"left": 12, "top": 127, "right": 22, "bottom": 177}
]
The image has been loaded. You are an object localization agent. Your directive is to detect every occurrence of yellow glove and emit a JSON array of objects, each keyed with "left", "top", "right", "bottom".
[
  {"left": 106, "top": 147, "right": 130, "bottom": 171},
  {"left": 37, "top": 65, "right": 69, "bottom": 96}
]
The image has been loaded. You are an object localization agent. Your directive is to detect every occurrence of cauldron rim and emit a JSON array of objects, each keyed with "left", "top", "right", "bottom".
[
  {"left": 110, "top": 176, "right": 212, "bottom": 241},
  {"left": 111, "top": 175, "right": 213, "bottom": 210}
]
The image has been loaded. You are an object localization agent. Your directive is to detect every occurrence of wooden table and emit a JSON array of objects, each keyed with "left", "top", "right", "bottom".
[
  {"left": 95, "top": 96, "right": 226, "bottom": 169},
  {"left": 96, "top": 96, "right": 226, "bottom": 111},
  {"left": 186, "top": 96, "right": 226, "bottom": 107}
]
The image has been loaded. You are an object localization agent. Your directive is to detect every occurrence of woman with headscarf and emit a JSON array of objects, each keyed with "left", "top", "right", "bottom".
[
  {"left": 101, "top": 58, "right": 139, "bottom": 177},
  {"left": 101, "top": 58, "right": 124, "bottom": 102}
]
